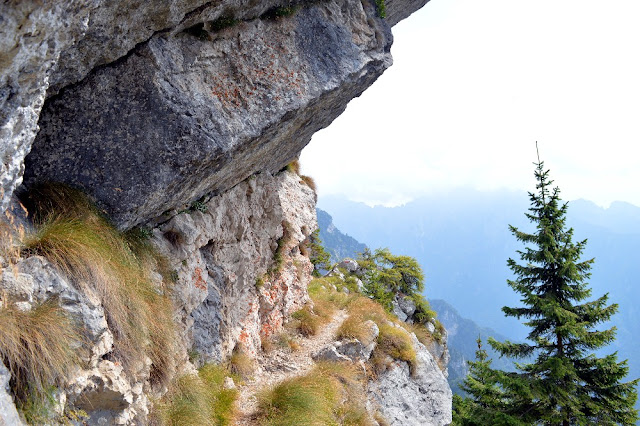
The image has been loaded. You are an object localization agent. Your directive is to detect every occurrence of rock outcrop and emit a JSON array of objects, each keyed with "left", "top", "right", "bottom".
[
  {"left": 153, "top": 170, "right": 316, "bottom": 362},
  {"left": 0, "top": 362, "right": 24, "bottom": 426},
  {"left": 0, "top": 169, "right": 316, "bottom": 423},
  {"left": 0, "top": 0, "right": 450, "bottom": 423},
  {"left": 1, "top": 0, "right": 431, "bottom": 221},
  {"left": 369, "top": 332, "right": 453, "bottom": 425}
]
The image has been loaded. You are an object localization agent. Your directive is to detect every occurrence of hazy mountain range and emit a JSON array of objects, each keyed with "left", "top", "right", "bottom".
[{"left": 318, "top": 189, "right": 640, "bottom": 404}]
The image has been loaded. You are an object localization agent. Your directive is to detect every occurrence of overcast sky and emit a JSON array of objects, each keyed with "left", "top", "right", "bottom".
[{"left": 300, "top": 0, "right": 640, "bottom": 208}]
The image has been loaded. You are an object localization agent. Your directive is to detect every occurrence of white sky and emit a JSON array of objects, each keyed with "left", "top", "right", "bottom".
[{"left": 300, "top": 0, "right": 640, "bottom": 208}]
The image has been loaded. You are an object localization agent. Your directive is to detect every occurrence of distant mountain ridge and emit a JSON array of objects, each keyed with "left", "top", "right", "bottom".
[
  {"left": 430, "top": 299, "right": 515, "bottom": 395},
  {"left": 316, "top": 208, "right": 367, "bottom": 263}
]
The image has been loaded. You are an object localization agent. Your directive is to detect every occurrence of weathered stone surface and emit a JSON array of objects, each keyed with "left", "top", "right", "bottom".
[
  {"left": 392, "top": 293, "right": 417, "bottom": 323},
  {"left": 0, "top": 256, "right": 113, "bottom": 364},
  {"left": 67, "top": 360, "right": 148, "bottom": 425},
  {"left": 23, "top": 0, "right": 392, "bottom": 229},
  {"left": 369, "top": 333, "right": 452, "bottom": 426},
  {"left": 1, "top": 0, "right": 431, "bottom": 215},
  {"left": 0, "top": 0, "right": 293, "bottom": 213},
  {"left": 312, "top": 346, "right": 352, "bottom": 363},
  {"left": 0, "top": 361, "right": 24, "bottom": 426},
  {"left": 0, "top": 0, "right": 92, "bottom": 213},
  {"left": 338, "top": 258, "right": 359, "bottom": 273},
  {"left": 152, "top": 170, "right": 316, "bottom": 363},
  {"left": 386, "top": 0, "right": 432, "bottom": 26}
]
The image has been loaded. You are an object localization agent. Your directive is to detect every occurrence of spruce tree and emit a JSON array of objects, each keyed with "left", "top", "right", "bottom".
[
  {"left": 453, "top": 338, "right": 524, "bottom": 425},
  {"left": 488, "top": 160, "right": 638, "bottom": 425}
]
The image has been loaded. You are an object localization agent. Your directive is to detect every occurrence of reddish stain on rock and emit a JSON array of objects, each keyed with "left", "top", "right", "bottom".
[{"left": 192, "top": 267, "right": 207, "bottom": 291}]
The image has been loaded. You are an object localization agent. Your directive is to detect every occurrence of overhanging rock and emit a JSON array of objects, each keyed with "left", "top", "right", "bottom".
[{"left": 23, "top": 0, "right": 392, "bottom": 229}]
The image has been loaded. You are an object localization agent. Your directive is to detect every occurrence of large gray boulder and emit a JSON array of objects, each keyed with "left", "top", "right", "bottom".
[
  {"left": 369, "top": 333, "right": 452, "bottom": 425},
  {"left": 22, "top": 0, "right": 392, "bottom": 229}
]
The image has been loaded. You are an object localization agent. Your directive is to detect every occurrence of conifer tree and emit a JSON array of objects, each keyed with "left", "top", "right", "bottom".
[
  {"left": 488, "top": 159, "right": 638, "bottom": 425},
  {"left": 308, "top": 229, "right": 331, "bottom": 276},
  {"left": 453, "top": 338, "right": 523, "bottom": 425}
]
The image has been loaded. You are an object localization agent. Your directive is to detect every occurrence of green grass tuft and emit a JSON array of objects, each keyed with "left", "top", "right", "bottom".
[
  {"left": 155, "top": 364, "right": 238, "bottom": 426},
  {"left": 257, "top": 362, "right": 370, "bottom": 425}
]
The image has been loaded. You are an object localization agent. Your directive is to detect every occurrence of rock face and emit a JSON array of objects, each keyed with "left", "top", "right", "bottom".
[
  {"left": 21, "top": 0, "right": 392, "bottom": 229},
  {"left": 153, "top": 170, "right": 316, "bottom": 362},
  {"left": 0, "top": 362, "right": 24, "bottom": 426},
  {"left": 369, "top": 333, "right": 453, "bottom": 426},
  {"left": 0, "top": 169, "right": 316, "bottom": 423},
  {"left": 0, "top": 0, "right": 308, "bottom": 213}
]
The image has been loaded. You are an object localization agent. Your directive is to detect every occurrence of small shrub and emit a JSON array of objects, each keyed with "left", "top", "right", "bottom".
[
  {"left": 255, "top": 275, "right": 265, "bottom": 290},
  {"left": 0, "top": 299, "right": 81, "bottom": 408},
  {"left": 375, "top": 0, "right": 386, "bottom": 18},
  {"left": 307, "top": 229, "right": 331, "bottom": 277},
  {"left": 190, "top": 199, "right": 208, "bottom": 213},
  {"left": 261, "top": 6, "right": 299, "bottom": 20},
  {"left": 209, "top": 15, "right": 238, "bottom": 32}
]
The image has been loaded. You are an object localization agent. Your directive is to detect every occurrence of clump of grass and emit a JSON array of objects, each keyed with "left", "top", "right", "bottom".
[
  {"left": 0, "top": 299, "right": 81, "bottom": 408},
  {"left": 0, "top": 206, "right": 26, "bottom": 267},
  {"left": 154, "top": 364, "right": 238, "bottom": 426},
  {"left": 285, "top": 159, "right": 300, "bottom": 175},
  {"left": 300, "top": 175, "right": 317, "bottom": 192},
  {"left": 262, "top": 332, "right": 300, "bottom": 353},
  {"left": 199, "top": 364, "right": 238, "bottom": 425},
  {"left": 335, "top": 295, "right": 418, "bottom": 374},
  {"left": 21, "top": 183, "right": 176, "bottom": 386},
  {"left": 154, "top": 374, "right": 211, "bottom": 425},
  {"left": 291, "top": 306, "right": 323, "bottom": 337},
  {"left": 227, "top": 346, "right": 254, "bottom": 380},
  {"left": 377, "top": 324, "right": 417, "bottom": 373},
  {"left": 307, "top": 277, "right": 354, "bottom": 309},
  {"left": 257, "top": 362, "right": 371, "bottom": 425},
  {"left": 268, "top": 221, "right": 293, "bottom": 279}
]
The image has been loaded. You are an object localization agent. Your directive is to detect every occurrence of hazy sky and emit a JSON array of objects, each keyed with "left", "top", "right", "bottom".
[{"left": 300, "top": 0, "right": 640, "bottom": 208}]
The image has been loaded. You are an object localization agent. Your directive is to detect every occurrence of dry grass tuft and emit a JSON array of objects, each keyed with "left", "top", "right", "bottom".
[
  {"left": 257, "top": 362, "right": 372, "bottom": 425},
  {"left": 300, "top": 175, "right": 317, "bottom": 192},
  {"left": 227, "top": 346, "right": 254, "bottom": 380},
  {"left": 0, "top": 299, "right": 81, "bottom": 404},
  {"left": 21, "top": 184, "right": 176, "bottom": 386},
  {"left": 290, "top": 302, "right": 333, "bottom": 338},
  {"left": 262, "top": 332, "right": 300, "bottom": 353},
  {"left": 285, "top": 159, "right": 301, "bottom": 175},
  {"left": 377, "top": 324, "right": 417, "bottom": 373},
  {"left": 307, "top": 278, "right": 354, "bottom": 309}
]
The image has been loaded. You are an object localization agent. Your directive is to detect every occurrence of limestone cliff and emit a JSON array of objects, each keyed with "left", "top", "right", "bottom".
[{"left": 0, "top": 0, "right": 450, "bottom": 424}]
